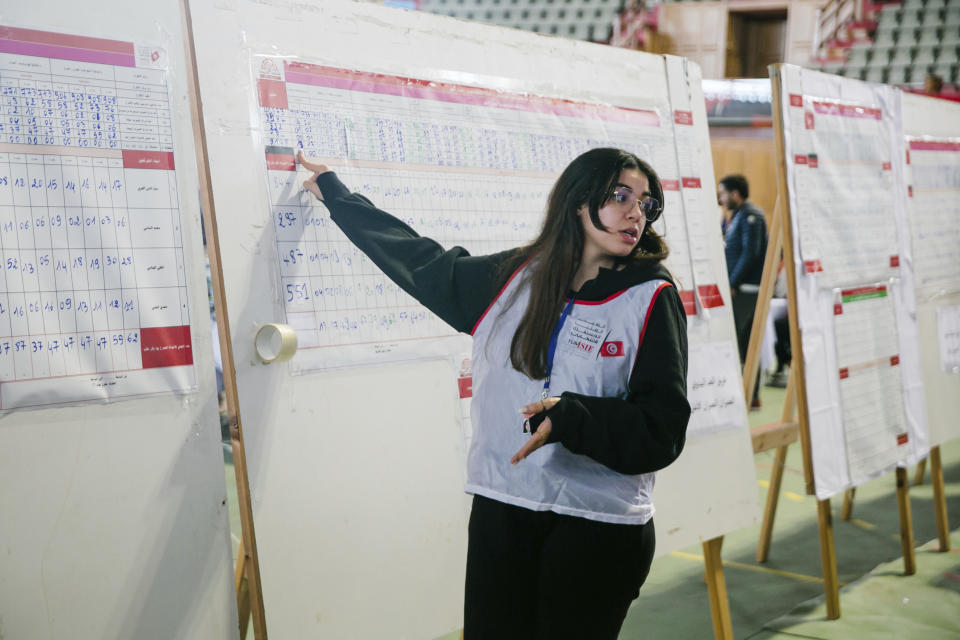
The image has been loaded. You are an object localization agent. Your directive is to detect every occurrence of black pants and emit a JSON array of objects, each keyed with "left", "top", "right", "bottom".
[
  {"left": 463, "top": 495, "right": 656, "bottom": 640},
  {"left": 732, "top": 290, "right": 760, "bottom": 397}
]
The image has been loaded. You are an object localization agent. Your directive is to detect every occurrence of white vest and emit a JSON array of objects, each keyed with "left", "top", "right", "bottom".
[{"left": 467, "top": 262, "right": 670, "bottom": 524}]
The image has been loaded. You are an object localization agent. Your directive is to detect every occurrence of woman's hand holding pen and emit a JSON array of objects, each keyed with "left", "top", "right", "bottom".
[
  {"left": 298, "top": 151, "right": 331, "bottom": 200},
  {"left": 511, "top": 397, "right": 560, "bottom": 465}
]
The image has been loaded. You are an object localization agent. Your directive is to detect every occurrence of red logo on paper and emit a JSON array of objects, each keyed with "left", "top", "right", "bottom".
[
  {"left": 804, "top": 111, "right": 815, "bottom": 129},
  {"left": 794, "top": 154, "right": 807, "bottom": 165},
  {"left": 839, "top": 368, "right": 849, "bottom": 379},
  {"left": 834, "top": 303, "right": 843, "bottom": 315},
  {"left": 808, "top": 155, "right": 819, "bottom": 168},
  {"left": 661, "top": 179, "right": 680, "bottom": 191},
  {"left": 790, "top": 94, "right": 803, "bottom": 107},
  {"left": 458, "top": 375, "right": 473, "bottom": 399},
  {"left": 882, "top": 162, "right": 892, "bottom": 171},
  {"left": 681, "top": 177, "right": 702, "bottom": 189},
  {"left": 804, "top": 260, "right": 823, "bottom": 273},
  {"left": 897, "top": 433, "right": 909, "bottom": 446},
  {"left": 600, "top": 341, "right": 624, "bottom": 357},
  {"left": 890, "top": 355, "right": 900, "bottom": 366},
  {"left": 890, "top": 255, "right": 900, "bottom": 268},
  {"left": 674, "top": 110, "right": 693, "bottom": 125},
  {"left": 151, "top": 50, "right": 160, "bottom": 62}
]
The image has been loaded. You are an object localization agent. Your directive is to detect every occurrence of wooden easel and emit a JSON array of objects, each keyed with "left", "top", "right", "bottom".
[
  {"left": 180, "top": 0, "right": 267, "bottom": 637},
  {"left": 737, "top": 65, "right": 952, "bottom": 620}
]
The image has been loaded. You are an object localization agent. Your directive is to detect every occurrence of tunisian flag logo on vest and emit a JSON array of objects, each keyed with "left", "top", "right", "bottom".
[{"left": 600, "top": 341, "right": 624, "bottom": 357}]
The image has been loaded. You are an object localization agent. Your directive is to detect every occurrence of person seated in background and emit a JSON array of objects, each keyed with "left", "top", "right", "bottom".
[
  {"left": 718, "top": 174, "right": 768, "bottom": 408},
  {"left": 924, "top": 73, "right": 944, "bottom": 96}
]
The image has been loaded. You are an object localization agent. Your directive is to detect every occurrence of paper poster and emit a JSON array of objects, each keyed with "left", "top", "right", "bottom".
[
  {"left": 937, "top": 305, "right": 960, "bottom": 373},
  {"left": 0, "top": 27, "right": 195, "bottom": 410},
  {"left": 253, "top": 57, "right": 699, "bottom": 372},
  {"left": 781, "top": 68, "right": 902, "bottom": 289},
  {"left": 905, "top": 138, "right": 960, "bottom": 298},
  {"left": 832, "top": 284, "right": 909, "bottom": 485},
  {"left": 685, "top": 340, "right": 748, "bottom": 437}
]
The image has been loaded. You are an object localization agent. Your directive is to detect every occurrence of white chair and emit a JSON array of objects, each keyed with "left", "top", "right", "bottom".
[
  {"left": 901, "top": 11, "right": 922, "bottom": 29},
  {"left": 914, "top": 45, "right": 939, "bottom": 66},
  {"left": 942, "top": 28, "right": 960, "bottom": 45},
  {"left": 898, "top": 27, "right": 919, "bottom": 46},
  {"left": 918, "top": 27, "right": 940, "bottom": 46},
  {"left": 888, "top": 66, "right": 910, "bottom": 84},
  {"left": 874, "top": 30, "right": 897, "bottom": 50},
  {"left": 926, "top": 0, "right": 947, "bottom": 10},
  {"left": 868, "top": 48, "right": 890, "bottom": 67},
  {"left": 921, "top": 10, "right": 942, "bottom": 26},
  {"left": 865, "top": 67, "right": 887, "bottom": 83},
  {"left": 889, "top": 47, "right": 914, "bottom": 67},
  {"left": 946, "top": 8, "right": 960, "bottom": 26},
  {"left": 847, "top": 48, "right": 870, "bottom": 67},
  {"left": 878, "top": 6, "right": 900, "bottom": 28}
]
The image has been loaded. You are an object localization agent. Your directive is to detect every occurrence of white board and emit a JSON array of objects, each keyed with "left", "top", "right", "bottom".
[
  {"left": 190, "top": 1, "right": 757, "bottom": 637},
  {"left": 0, "top": 3, "right": 238, "bottom": 639},
  {"left": 774, "top": 65, "right": 930, "bottom": 500},
  {"left": 901, "top": 91, "right": 960, "bottom": 447}
]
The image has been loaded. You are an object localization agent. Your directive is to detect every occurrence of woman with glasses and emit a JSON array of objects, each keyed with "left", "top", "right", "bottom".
[{"left": 300, "top": 147, "right": 689, "bottom": 640}]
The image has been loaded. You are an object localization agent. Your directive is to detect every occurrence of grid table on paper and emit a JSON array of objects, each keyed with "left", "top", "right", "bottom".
[
  {"left": 0, "top": 27, "right": 194, "bottom": 409},
  {"left": 255, "top": 59, "right": 704, "bottom": 371}
]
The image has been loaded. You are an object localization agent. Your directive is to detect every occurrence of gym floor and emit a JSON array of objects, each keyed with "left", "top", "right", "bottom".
[{"left": 223, "top": 382, "right": 960, "bottom": 639}]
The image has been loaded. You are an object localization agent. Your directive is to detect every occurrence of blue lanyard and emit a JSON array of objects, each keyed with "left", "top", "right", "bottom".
[{"left": 543, "top": 296, "right": 576, "bottom": 399}]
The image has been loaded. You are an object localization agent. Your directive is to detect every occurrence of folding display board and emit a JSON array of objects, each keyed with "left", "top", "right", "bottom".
[
  {"left": 766, "top": 63, "right": 954, "bottom": 620},
  {"left": 0, "top": 3, "right": 238, "bottom": 638},
  {"left": 188, "top": 1, "right": 758, "bottom": 637}
]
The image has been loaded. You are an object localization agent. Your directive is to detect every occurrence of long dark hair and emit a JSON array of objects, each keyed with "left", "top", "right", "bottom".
[{"left": 508, "top": 147, "right": 669, "bottom": 379}]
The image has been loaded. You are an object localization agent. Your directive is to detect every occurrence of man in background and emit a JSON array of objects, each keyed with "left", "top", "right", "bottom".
[{"left": 718, "top": 174, "right": 768, "bottom": 408}]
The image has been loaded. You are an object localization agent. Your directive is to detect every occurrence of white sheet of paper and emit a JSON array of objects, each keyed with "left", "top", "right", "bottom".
[
  {"left": 833, "top": 284, "right": 909, "bottom": 485},
  {"left": 685, "top": 340, "right": 748, "bottom": 437},
  {"left": 936, "top": 304, "right": 960, "bottom": 373},
  {"left": 255, "top": 58, "right": 696, "bottom": 373}
]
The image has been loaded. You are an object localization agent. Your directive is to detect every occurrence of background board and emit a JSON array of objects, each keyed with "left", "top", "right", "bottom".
[
  {"left": 775, "top": 65, "right": 930, "bottom": 500},
  {"left": 0, "top": 2, "right": 238, "bottom": 639},
  {"left": 901, "top": 92, "right": 960, "bottom": 448},
  {"left": 190, "top": 1, "right": 758, "bottom": 637}
]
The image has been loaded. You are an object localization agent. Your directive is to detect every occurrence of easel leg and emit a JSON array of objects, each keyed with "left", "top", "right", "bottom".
[
  {"left": 840, "top": 488, "right": 855, "bottom": 521},
  {"left": 930, "top": 446, "right": 951, "bottom": 552},
  {"left": 757, "top": 445, "right": 788, "bottom": 563},
  {"left": 235, "top": 540, "right": 251, "bottom": 638},
  {"left": 895, "top": 468, "right": 917, "bottom": 575},
  {"left": 702, "top": 537, "right": 734, "bottom": 640},
  {"left": 913, "top": 458, "right": 927, "bottom": 486},
  {"left": 816, "top": 499, "right": 840, "bottom": 620}
]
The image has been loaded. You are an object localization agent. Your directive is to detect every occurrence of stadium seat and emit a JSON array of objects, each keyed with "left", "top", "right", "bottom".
[
  {"left": 865, "top": 67, "right": 886, "bottom": 83},
  {"left": 901, "top": 11, "right": 922, "bottom": 29},
  {"left": 889, "top": 47, "right": 913, "bottom": 68},
  {"left": 888, "top": 66, "right": 910, "bottom": 84},
  {"left": 914, "top": 45, "right": 939, "bottom": 67}
]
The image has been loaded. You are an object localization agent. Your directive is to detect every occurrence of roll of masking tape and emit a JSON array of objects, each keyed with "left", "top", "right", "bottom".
[{"left": 255, "top": 323, "right": 298, "bottom": 363}]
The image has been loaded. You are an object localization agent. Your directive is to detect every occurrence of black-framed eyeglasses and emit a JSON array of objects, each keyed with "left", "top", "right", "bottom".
[{"left": 611, "top": 187, "right": 663, "bottom": 223}]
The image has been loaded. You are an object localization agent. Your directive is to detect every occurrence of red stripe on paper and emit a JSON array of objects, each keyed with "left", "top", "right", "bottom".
[
  {"left": 141, "top": 326, "right": 194, "bottom": 369},
  {"left": 697, "top": 284, "right": 724, "bottom": 308},
  {"left": 266, "top": 153, "right": 296, "bottom": 171},
  {"left": 789, "top": 94, "right": 803, "bottom": 107},
  {"left": 812, "top": 100, "right": 882, "bottom": 119},
  {"left": 804, "top": 260, "right": 823, "bottom": 273},
  {"left": 258, "top": 78, "right": 288, "bottom": 110},
  {"left": 679, "top": 290, "right": 696, "bottom": 316},
  {"left": 839, "top": 368, "right": 849, "bottom": 379},
  {"left": 897, "top": 432, "right": 909, "bottom": 445},
  {"left": 121, "top": 150, "right": 174, "bottom": 170},
  {"left": 673, "top": 110, "right": 693, "bottom": 125},
  {"left": 909, "top": 140, "right": 960, "bottom": 152},
  {"left": 681, "top": 177, "right": 701, "bottom": 189},
  {"left": 661, "top": 179, "right": 680, "bottom": 191},
  {"left": 281, "top": 62, "right": 661, "bottom": 127}
]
